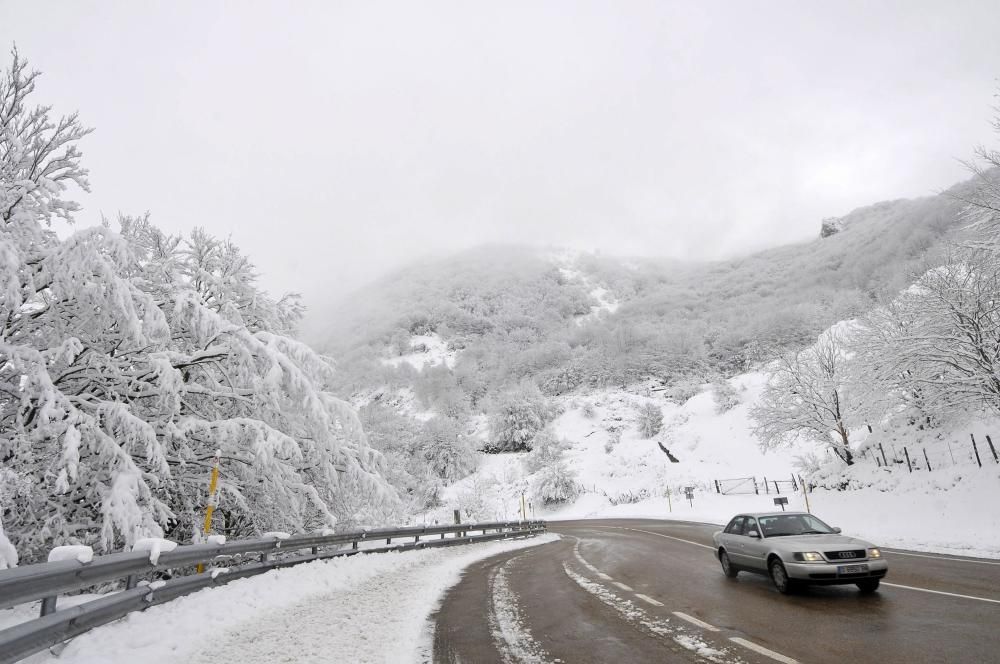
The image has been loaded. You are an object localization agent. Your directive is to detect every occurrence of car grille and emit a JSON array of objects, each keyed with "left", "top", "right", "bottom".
[{"left": 825, "top": 549, "right": 867, "bottom": 560}]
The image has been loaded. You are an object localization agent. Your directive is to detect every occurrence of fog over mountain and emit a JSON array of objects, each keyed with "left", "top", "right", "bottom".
[{"left": 5, "top": 1, "right": 1000, "bottom": 311}]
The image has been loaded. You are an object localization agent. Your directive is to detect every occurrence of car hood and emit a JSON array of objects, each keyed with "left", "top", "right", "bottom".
[{"left": 766, "top": 534, "right": 874, "bottom": 549}]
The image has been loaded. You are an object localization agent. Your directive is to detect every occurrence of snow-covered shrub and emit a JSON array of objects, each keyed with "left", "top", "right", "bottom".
[
  {"left": 711, "top": 379, "right": 740, "bottom": 413},
  {"left": 532, "top": 459, "right": 579, "bottom": 505},
  {"left": 486, "top": 383, "right": 552, "bottom": 452},
  {"left": 635, "top": 402, "right": 663, "bottom": 438},
  {"left": 456, "top": 475, "right": 502, "bottom": 522},
  {"left": 526, "top": 431, "right": 578, "bottom": 504},
  {"left": 523, "top": 431, "right": 570, "bottom": 473},
  {"left": 419, "top": 417, "right": 477, "bottom": 483},
  {"left": 665, "top": 378, "right": 703, "bottom": 405},
  {"left": 582, "top": 401, "right": 597, "bottom": 419}
]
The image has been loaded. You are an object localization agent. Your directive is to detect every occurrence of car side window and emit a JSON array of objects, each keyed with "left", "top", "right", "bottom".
[
  {"left": 726, "top": 516, "right": 745, "bottom": 535},
  {"left": 744, "top": 517, "right": 760, "bottom": 537}
]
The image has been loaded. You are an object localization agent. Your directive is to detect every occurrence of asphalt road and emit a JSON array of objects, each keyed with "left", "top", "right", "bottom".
[{"left": 432, "top": 519, "right": 1000, "bottom": 664}]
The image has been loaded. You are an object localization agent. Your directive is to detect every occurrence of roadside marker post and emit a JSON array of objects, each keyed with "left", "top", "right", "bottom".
[
  {"left": 684, "top": 486, "right": 694, "bottom": 508},
  {"left": 666, "top": 487, "right": 672, "bottom": 513},
  {"left": 798, "top": 474, "right": 811, "bottom": 513},
  {"left": 196, "top": 450, "right": 222, "bottom": 574}
]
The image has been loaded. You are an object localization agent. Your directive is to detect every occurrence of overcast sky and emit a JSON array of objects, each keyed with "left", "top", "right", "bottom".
[{"left": 4, "top": 1, "right": 999, "bottom": 318}]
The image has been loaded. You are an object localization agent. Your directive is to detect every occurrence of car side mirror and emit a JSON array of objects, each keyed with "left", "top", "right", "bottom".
[
  {"left": 832, "top": 527, "right": 842, "bottom": 534},
  {"left": 747, "top": 530, "right": 760, "bottom": 538}
]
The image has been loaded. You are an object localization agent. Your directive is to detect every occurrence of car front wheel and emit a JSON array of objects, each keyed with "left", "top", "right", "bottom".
[
  {"left": 857, "top": 579, "right": 880, "bottom": 594},
  {"left": 769, "top": 559, "right": 795, "bottom": 594},
  {"left": 720, "top": 550, "right": 738, "bottom": 578}
]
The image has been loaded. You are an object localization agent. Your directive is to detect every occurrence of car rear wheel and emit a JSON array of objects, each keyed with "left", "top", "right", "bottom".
[
  {"left": 856, "top": 579, "right": 880, "bottom": 594},
  {"left": 769, "top": 559, "right": 794, "bottom": 594},
  {"left": 719, "top": 550, "right": 738, "bottom": 578}
]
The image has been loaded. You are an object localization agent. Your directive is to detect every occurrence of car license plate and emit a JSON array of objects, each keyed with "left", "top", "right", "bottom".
[{"left": 838, "top": 564, "right": 868, "bottom": 574}]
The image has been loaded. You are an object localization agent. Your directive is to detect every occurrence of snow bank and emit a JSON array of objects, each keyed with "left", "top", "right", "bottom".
[
  {"left": 26, "top": 534, "right": 558, "bottom": 664},
  {"left": 0, "top": 518, "right": 17, "bottom": 570},
  {"left": 131, "top": 538, "right": 177, "bottom": 565},
  {"left": 436, "top": 371, "right": 1000, "bottom": 558},
  {"left": 47, "top": 545, "right": 94, "bottom": 564},
  {"left": 262, "top": 531, "right": 290, "bottom": 540}
]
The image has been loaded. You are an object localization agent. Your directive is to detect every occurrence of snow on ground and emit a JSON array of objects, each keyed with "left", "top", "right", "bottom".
[
  {"left": 381, "top": 333, "right": 457, "bottom": 370},
  {"left": 434, "top": 372, "right": 1000, "bottom": 559},
  {"left": 20, "top": 534, "right": 558, "bottom": 664}
]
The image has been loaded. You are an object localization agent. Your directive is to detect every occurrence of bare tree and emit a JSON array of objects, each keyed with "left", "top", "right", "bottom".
[{"left": 751, "top": 330, "right": 859, "bottom": 464}]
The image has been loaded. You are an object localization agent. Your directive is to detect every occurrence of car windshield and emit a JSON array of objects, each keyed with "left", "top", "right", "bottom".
[{"left": 757, "top": 514, "right": 835, "bottom": 537}]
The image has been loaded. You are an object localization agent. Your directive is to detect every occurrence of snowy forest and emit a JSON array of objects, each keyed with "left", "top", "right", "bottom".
[
  {"left": 0, "top": 51, "right": 398, "bottom": 567},
  {"left": 2, "top": 45, "right": 1000, "bottom": 569}
]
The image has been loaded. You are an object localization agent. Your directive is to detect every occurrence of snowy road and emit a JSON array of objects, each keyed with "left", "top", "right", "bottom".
[{"left": 433, "top": 519, "right": 1000, "bottom": 663}]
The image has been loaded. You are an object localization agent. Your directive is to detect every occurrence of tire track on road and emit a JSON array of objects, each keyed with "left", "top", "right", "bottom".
[{"left": 488, "top": 553, "right": 554, "bottom": 664}]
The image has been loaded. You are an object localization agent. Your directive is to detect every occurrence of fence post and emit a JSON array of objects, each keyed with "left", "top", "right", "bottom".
[
  {"left": 791, "top": 474, "right": 798, "bottom": 491},
  {"left": 904, "top": 447, "right": 912, "bottom": 473},
  {"left": 752, "top": 477, "right": 759, "bottom": 495},
  {"left": 876, "top": 456, "right": 882, "bottom": 468},
  {"left": 923, "top": 447, "right": 932, "bottom": 472},
  {"left": 763, "top": 476, "right": 769, "bottom": 494},
  {"left": 774, "top": 481, "right": 781, "bottom": 495},
  {"left": 986, "top": 435, "right": 999, "bottom": 464},
  {"left": 971, "top": 434, "right": 983, "bottom": 468},
  {"left": 947, "top": 440, "right": 956, "bottom": 465},
  {"left": 714, "top": 480, "right": 721, "bottom": 494},
  {"left": 878, "top": 443, "right": 888, "bottom": 467}
]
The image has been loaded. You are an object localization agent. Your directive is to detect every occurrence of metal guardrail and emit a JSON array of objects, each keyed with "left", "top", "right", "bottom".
[{"left": 0, "top": 520, "right": 546, "bottom": 664}]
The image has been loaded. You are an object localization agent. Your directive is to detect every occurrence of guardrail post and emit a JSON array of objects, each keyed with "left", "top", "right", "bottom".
[
  {"left": 352, "top": 540, "right": 358, "bottom": 550},
  {"left": 311, "top": 546, "right": 319, "bottom": 555},
  {"left": 40, "top": 596, "right": 57, "bottom": 617},
  {"left": 126, "top": 574, "right": 138, "bottom": 590}
]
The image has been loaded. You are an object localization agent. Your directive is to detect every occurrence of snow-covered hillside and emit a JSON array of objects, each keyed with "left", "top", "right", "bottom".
[{"left": 431, "top": 374, "right": 1000, "bottom": 559}]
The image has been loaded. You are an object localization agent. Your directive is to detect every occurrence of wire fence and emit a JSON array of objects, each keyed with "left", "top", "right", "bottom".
[
  {"left": 857, "top": 432, "right": 1000, "bottom": 473},
  {"left": 713, "top": 476, "right": 800, "bottom": 495}
]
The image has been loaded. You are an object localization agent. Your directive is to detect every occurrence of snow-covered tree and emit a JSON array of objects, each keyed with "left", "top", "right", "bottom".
[
  {"left": 957, "top": 89, "right": 1000, "bottom": 246},
  {"left": 486, "top": 382, "right": 551, "bottom": 452},
  {"left": 857, "top": 249, "right": 1000, "bottom": 418},
  {"left": 711, "top": 379, "right": 741, "bottom": 414},
  {"left": 527, "top": 432, "right": 578, "bottom": 504},
  {"left": 635, "top": 402, "right": 663, "bottom": 438},
  {"left": 0, "top": 52, "right": 397, "bottom": 562},
  {"left": 418, "top": 416, "right": 476, "bottom": 482},
  {"left": 751, "top": 329, "right": 860, "bottom": 464}
]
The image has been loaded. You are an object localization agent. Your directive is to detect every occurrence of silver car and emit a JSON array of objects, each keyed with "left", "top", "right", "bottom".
[{"left": 712, "top": 512, "right": 888, "bottom": 594}]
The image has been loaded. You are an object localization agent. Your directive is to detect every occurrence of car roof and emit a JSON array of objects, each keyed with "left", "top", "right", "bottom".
[{"left": 734, "top": 512, "right": 810, "bottom": 518}]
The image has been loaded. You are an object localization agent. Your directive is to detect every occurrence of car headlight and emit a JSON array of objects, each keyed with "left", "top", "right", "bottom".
[
  {"left": 793, "top": 551, "right": 824, "bottom": 562},
  {"left": 867, "top": 548, "right": 882, "bottom": 559}
]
